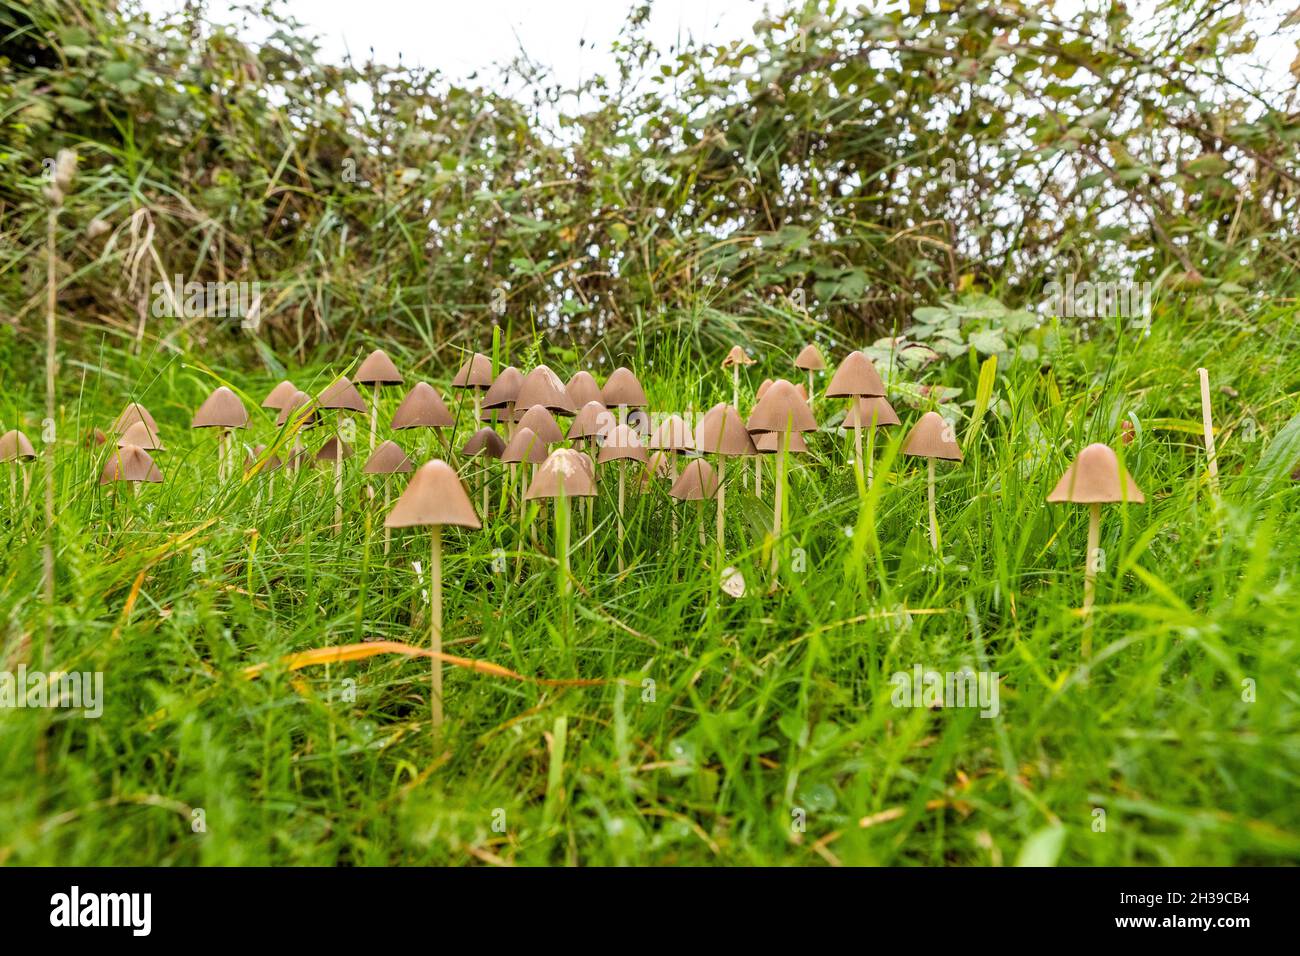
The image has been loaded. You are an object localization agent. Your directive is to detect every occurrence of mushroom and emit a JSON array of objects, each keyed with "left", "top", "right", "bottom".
[
  {"left": 191, "top": 386, "right": 248, "bottom": 480},
  {"left": 385, "top": 459, "right": 482, "bottom": 733},
  {"left": 365, "top": 439, "right": 414, "bottom": 553},
  {"left": 111, "top": 402, "right": 158, "bottom": 437},
  {"left": 118, "top": 420, "right": 164, "bottom": 452},
  {"left": 647, "top": 413, "right": 694, "bottom": 480},
  {"left": 0, "top": 429, "right": 36, "bottom": 506},
  {"left": 515, "top": 404, "right": 566, "bottom": 444},
  {"left": 794, "top": 344, "right": 826, "bottom": 408},
  {"left": 840, "top": 396, "right": 901, "bottom": 484},
  {"left": 462, "top": 427, "right": 506, "bottom": 519},
  {"left": 901, "top": 411, "right": 963, "bottom": 552},
  {"left": 747, "top": 380, "right": 818, "bottom": 578},
  {"left": 451, "top": 352, "right": 494, "bottom": 433},
  {"left": 597, "top": 423, "right": 647, "bottom": 572},
  {"left": 525, "top": 448, "right": 597, "bottom": 596},
  {"left": 481, "top": 365, "right": 524, "bottom": 435},
  {"left": 566, "top": 370, "right": 605, "bottom": 411},
  {"left": 515, "top": 366, "right": 577, "bottom": 418},
  {"left": 261, "top": 380, "right": 298, "bottom": 411},
  {"left": 1047, "top": 442, "right": 1145, "bottom": 656},
  {"left": 318, "top": 376, "right": 369, "bottom": 531},
  {"left": 501, "top": 425, "right": 549, "bottom": 520},
  {"left": 1196, "top": 367, "right": 1219, "bottom": 499},
  {"left": 825, "top": 351, "right": 887, "bottom": 490},
  {"left": 669, "top": 458, "right": 720, "bottom": 548},
  {"left": 355, "top": 349, "right": 404, "bottom": 452},
  {"left": 721, "top": 346, "right": 756, "bottom": 408},
  {"left": 601, "top": 367, "right": 648, "bottom": 412},
  {"left": 99, "top": 443, "right": 163, "bottom": 498},
  {"left": 244, "top": 443, "right": 283, "bottom": 504},
  {"left": 391, "top": 382, "right": 454, "bottom": 461},
  {"left": 696, "top": 403, "right": 757, "bottom": 554}
]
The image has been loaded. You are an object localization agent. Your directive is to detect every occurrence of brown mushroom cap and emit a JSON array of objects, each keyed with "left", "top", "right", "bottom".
[
  {"left": 754, "top": 378, "right": 774, "bottom": 401},
  {"left": 118, "top": 420, "right": 165, "bottom": 451},
  {"left": 754, "top": 430, "right": 809, "bottom": 454},
  {"left": 567, "top": 401, "right": 613, "bottom": 440},
  {"left": 1047, "top": 443, "right": 1145, "bottom": 504},
  {"left": 669, "top": 458, "right": 719, "bottom": 500},
  {"left": 482, "top": 366, "right": 524, "bottom": 410},
  {"left": 99, "top": 444, "right": 163, "bottom": 484},
  {"left": 192, "top": 385, "right": 249, "bottom": 429},
  {"left": 355, "top": 349, "right": 404, "bottom": 386},
  {"left": 794, "top": 344, "right": 826, "bottom": 371},
  {"left": 261, "top": 380, "right": 299, "bottom": 410},
  {"left": 721, "top": 345, "right": 756, "bottom": 369},
  {"left": 747, "top": 379, "right": 817, "bottom": 434},
  {"left": 901, "top": 411, "right": 963, "bottom": 462},
  {"left": 602, "top": 367, "right": 648, "bottom": 408},
  {"left": 0, "top": 430, "right": 36, "bottom": 461},
  {"left": 315, "top": 436, "right": 354, "bottom": 461},
  {"left": 825, "top": 351, "right": 887, "bottom": 398},
  {"left": 525, "top": 448, "right": 598, "bottom": 500},
  {"left": 451, "top": 352, "right": 493, "bottom": 390},
  {"left": 385, "top": 459, "right": 482, "bottom": 529},
  {"left": 597, "top": 423, "right": 648, "bottom": 464},
  {"left": 392, "top": 382, "right": 453, "bottom": 429},
  {"left": 364, "top": 439, "right": 414, "bottom": 474},
  {"left": 641, "top": 450, "right": 673, "bottom": 489},
  {"left": 648, "top": 414, "right": 694, "bottom": 451},
  {"left": 500, "top": 427, "right": 549, "bottom": 465},
  {"left": 245, "top": 444, "right": 283, "bottom": 475},
  {"left": 566, "top": 370, "right": 604, "bottom": 409},
  {"left": 318, "top": 376, "right": 368, "bottom": 413},
  {"left": 696, "top": 403, "right": 757, "bottom": 457},
  {"left": 516, "top": 365, "right": 577, "bottom": 415},
  {"left": 112, "top": 402, "right": 158, "bottom": 436},
  {"left": 275, "top": 391, "right": 320, "bottom": 428},
  {"left": 515, "top": 404, "right": 566, "bottom": 444},
  {"left": 462, "top": 427, "right": 507, "bottom": 459},
  {"left": 841, "top": 396, "right": 901, "bottom": 430}
]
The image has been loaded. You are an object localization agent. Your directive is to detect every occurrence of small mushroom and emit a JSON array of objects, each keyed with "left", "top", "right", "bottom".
[
  {"left": 697, "top": 403, "right": 757, "bottom": 553},
  {"left": 566, "top": 371, "right": 604, "bottom": 410},
  {"left": 515, "top": 404, "right": 565, "bottom": 444},
  {"left": 318, "top": 377, "right": 368, "bottom": 531},
  {"left": 0, "top": 430, "right": 37, "bottom": 506},
  {"left": 515, "top": 366, "right": 576, "bottom": 417},
  {"left": 648, "top": 413, "right": 694, "bottom": 481},
  {"left": 112, "top": 402, "right": 158, "bottom": 437},
  {"left": 794, "top": 344, "right": 826, "bottom": 408},
  {"left": 669, "top": 458, "right": 720, "bottom": 548},
  {"left": 721, "top": 346, "right": 756, "bottom": 407},
  {"left": 747, "top": 381, "right": 818, "bottom": 578},
  {"left": 355, "top": 349, "right": 404, "bottom": 452},
  {"left": 99, "top": 444, "right": 163, "bottom": 489},
  {"left": 118, "top": 421, "right": 165, "bottom": 451},
  {"left": 601, "top": 367, "right": 648, "bottom": 409},
  {"left": 902, "top": 411, "right": 962, "bottom": 552},
  {"left": 482, "top": 366, "right": 524, "bottom": 433},
  {"left": 462, "top": 427, "right": 506, "bottom": 519},
  {"left": 365, "top": 439, "right": 414, "bottom": 552},
  {"left": 192, "top": 385, "right": 248, "bottom": 479},
  {"left": 275, "top": 390, "right": 320, "bottom": 429},
  {"left": 525, "top": 448, "right": 597, "bottom": 596},
  {"left": 261, "top": 380, "right": 298, "bottom": 411},
  {"left": 597, "top": 424, "right": 647, "bottom": 572},
  {"left": 826, "top": 352, "right": 888, "bottom": 490},
  {"left": 451, "top": 352, "right": 494, "bottom": 431}
]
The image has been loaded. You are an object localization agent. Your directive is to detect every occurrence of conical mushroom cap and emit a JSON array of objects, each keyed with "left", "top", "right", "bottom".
[
  {"left": 669, "top": 458, "right": 719, "bottom": 500},
  {"left": 747, "top": 379, "right": 817, "bottom": 433},
  {"left": 385, "top": 460, "right": 481, "bottom": 529},
  {"left": 500, "top": 427, "right": 549, "bottom": 465},
  {"left": 568, "top": 401, "right": 613, "bottom": 440},
  {"left": 0, "top": 430, "right": 36, "bottom": 461},
  {"left": 192, "top": 385, "right": 248, "bottom": 429},
  {"left": 721, "top": 345, "right": 756, "bottom": 368},
  {"left": 112, "top": 402, "right": 157, "bottom": 436},
  {"left": 275, "top": 391, "right": 320, "bottom": 428},
  {"left": 795, "top": 344, "right": 826, "bottom": 370},
  {"left": 755, "top": 378, "right": 774, "bottom": 401},
  {"left": 245, "top": 444, "right": 282, "bottom": 475},
  {"left": 482, "top": 366, "right": 524, "bottom": 410},
  {"left": 754, "top": 430, "right": 809, "bottom": 454},
  {"left": 1047, "top": 443, "right": 1145, "bottom": 504},
  {"left": 318, "top": 376, "right": 368, "bottom": 413},
  {"left": 355, "top": 349, "right": 403, "bottom": 386},
  {"left": 119, "top": 421, "right": 165, "bottom": 451},
  {"left": 261, "top": 380, "right": 298, "bottom": 410},
  {"left": 451, "top": 352, "right": 493, "bottom": 389},
  {"left": 516, "top": 365, "right": 576, "bottom": 415},
  {"left": 515, "top": 404, "right": 565, "bottom": 443},
  {"left": 648, "top": 414, "right": 694, "bottom": 451},
  {"left": 315, "top": 436, "right": 354, "bottom": 461},
  {"left": 364, "top": 439, "right": 414, "bottom": 474},
  {"left": 597, "top": 424, "right": 648, "bottom": 464},
  {"left": 602, "top": 367, "right": 647, "bottom": 407},
  {"left": 841, "top": 396, "right": 900, "bottom": 430},
  {"left": 525, "top": 448, "right": 598, "bottom": 500},
  {"left": 697, "top": 403, "right": 757, "bottom": 456},
  {"left": 566, "top": 371, "right": 604, "bottom": 409},
  {"left": 462, "top": 427, "right": 506, "bottom": 459},
  {"left": 392, "top": 382, "right": 453, "bottom": 429},
  {"left": 641, "top": 450, "right": 673, "bottom": 489},
  {"left": 99, "top": 444, "right": 163, "bottom": 484},
  {"left": 825, "top": 351, "right": 886, "bottom": 398},
  {"left": 902, "top": 411, "right": 963, "bottom": 462}
]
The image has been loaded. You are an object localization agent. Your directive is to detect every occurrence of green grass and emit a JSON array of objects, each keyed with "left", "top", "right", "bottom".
[{"left": 1, "top": 308, "right": 1298, "bottom": 867}]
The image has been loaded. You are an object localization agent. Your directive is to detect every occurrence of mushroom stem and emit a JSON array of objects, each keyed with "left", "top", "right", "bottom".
[
  {"left": 481, "top": 463, "right": 489, "bottom": 520},
  {"left": 383, "top": 482, "right": 391, "bottom": 555},
  {"left": 556, "top": 486, "right": 570, "bottom": 597},
  {"left": 927, "top": 458, "right": 938, "bottom": 552},
  {"left": 430, "top": 524, "right": 443, "bottom": 733},
  {"left": 853, "top": 419, "right": 864, "bottom": 492},
  {"left": 866, "top": 421, "right": 876, "bottom": 488},
  {"left": 505, "top": 402, "right": 516, "bottom": 439},
  {"left": 755, "top": 455, "right": 762, "bottom": 497},
  {"left": 731, "top": 365, "right": 739, "bottom": 410},
  {"left": 1083, "top": 501, "right": 1102, "bottom": 657},
  {"left": 807, "top": 369, "right": 815, "bottom": 410},
  {"left": 716, "top": 457, "right": 726, "bottom": 556},
  {"left": 770, "top": 438, "right": 787, "bottom": 580},
  {"left": 1197, "top": 367, "right": 1219, "bottom": 498},
  {"left": 617, "top": 461, "right": 626, "bottom": 573},
  {"left": 334, "top": 425, "right": 344, "bottom": 532}
]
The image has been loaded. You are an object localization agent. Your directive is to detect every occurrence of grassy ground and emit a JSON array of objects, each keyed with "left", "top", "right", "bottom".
[{"left": 1, "top": 307, "right": 1298, "bottom": 866}]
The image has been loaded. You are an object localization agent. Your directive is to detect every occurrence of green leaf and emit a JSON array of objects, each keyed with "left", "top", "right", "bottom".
[
  {"left": 1016, "top": 824, "right": 1067, "bottom": 866},
  {"left": 1252, "top": 411, "right": 1300, "bottom": 496}
]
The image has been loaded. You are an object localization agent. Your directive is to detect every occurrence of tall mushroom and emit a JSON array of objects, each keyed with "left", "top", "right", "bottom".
[
  {"left": 275, "top": 390, "right": 320, "bottom": 473},
  {"left": 364, "top": 439, "right": 414, "bottom": 553},
  {"left": 1047, "top": 442, "right": 1145, "bottom": 657},
  {"left": 669, "top": 458, "right": 720, "bottom": 547},
  {"left": 721, "top": 346, "right": 756, "bottom": 409},
  {"left": 261, "top": 380, "right": 298, "bottom": 413},
  {"left": 597, "top": 423, "right": 647, "bottom": 572},
  {"left": 501, "top": 425, "right": 549, "bottom": 528},
  {"left": 451, "top": 352, "right": 494, "bottom": 431},
  {"left": 192, "top": 386, "right": 248, "bottom": 481},
  {"left": 825, "top": 351, "right": 887, "bottom": 490},
  {"left": 118, "top": 421, "right": 164, "bottom": 453},
  {"left": 461, "top": 427, "right": 506, "bottom": 519},
  {"left": 0, "top": 430, "right": 36, "bottom": 506},
  {"left": 601, "top": 367, "right": 647, "bottom": 426},
  {"left": 99, "top": 443, "right": 163, "bottom": 500},
  {"left": 696, "top": 403, "right": 757, "bottom": 555},
  {"left": 840, "top": 395, "right": 900, "bottom": 484},
  {"left": 516, "top": 404, "right": 566, "bottom": 445},
  {"left": 566, "top": 370, "right": 604, "bottom": 411},
  {"left": 901, "top": 411, "right": 963, "bottom": 552},
  {"left": 747, "top": 380, "right": 818, "bottom": 578},
  {"left": 385, "top": 459, "right": 481, "bottom": 733},
  {"left": 794, "top": 344, "right": 826, "bottom": 409},
  {"left": 355, "top": 349, "right": 404, "bottom": 452},
  {"left": 516, "top": 365, "right": 577, "bottom": 420},
  {"left": 318, "top": 376, "right": 369, "bottom": 531},
  {"left": 525, "top": 448, "right": 597, "bottom": 597}
]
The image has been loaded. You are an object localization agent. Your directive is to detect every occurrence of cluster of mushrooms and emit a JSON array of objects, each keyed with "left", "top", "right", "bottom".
[{"left": 41, "top": 343, "right": 1145, "bottom": 730}]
